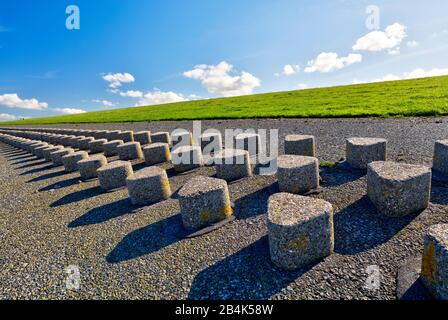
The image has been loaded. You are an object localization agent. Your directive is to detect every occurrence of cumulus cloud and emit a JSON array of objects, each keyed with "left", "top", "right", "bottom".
[
  {"left": 0, "top": 93, "right": 48, "bottom": 110},
  {"left": 92, "top": 99, "right": 116, "bottom": 107},
  {"left": 0, "top": 113, "right": 29, "bottom": 122},
  {"left": 137, "top": 89, "right": 188, "bottom": 106},
  {"left": 297, "top": 83, "right": 308, "bottom": 90},
  {"left": 184, "top": 61, "right": 261, "bottom": 97},
  {"left": 404, "top": 68, "right": 448, "bottom": 79},
  {"left": 353, "top": 22, "right": 407, "bottom": 53},
  {"left": 304, "top": 52, "right": 362, "bottom": 73},
  {"left": 371, "top": 74, "right": 402, "bottom": 83},
  {"left": 406, "top": 40, "right": 419, "bottom": 48},
  {"left": 276, "top": 64, "right": 300, "bottom": 77},
  {"left": 53, "top": 108, "right": 87, "bottom": 115},
  {"left": 119, "top": 90, "right": 143, "bottom": 98},
  {"left": 102, "top": 72, "right": 135, "bottom": 88}
]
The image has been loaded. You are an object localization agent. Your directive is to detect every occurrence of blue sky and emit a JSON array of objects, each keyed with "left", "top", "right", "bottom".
[{"left": 1, "top": 0, "right": 448, "bottom": 121}]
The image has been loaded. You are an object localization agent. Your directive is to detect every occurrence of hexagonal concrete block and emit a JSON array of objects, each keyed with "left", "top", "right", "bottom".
[
  {"left": 51, "top": 148, "right": 75, "bottom": 166},
  {"left": 117, "top": 131, "right": 134, "bottom": 143},
  {"left": 284, "top": 135, "right": 316, "bottom": 157},
  {"left": 268, "top": 193, "right": 334, "bottom": 270},
  {"left": 43, "top": 145, "right": 64, "bottom": 161},
  {"left": 103, "top": 140, "right": 124, "bottom": 157},
  {"left": 421, "top": 223, "right": 448, "bottom": 300},
  {"left": 126, "top": 166, "right": 171, "bottom": 205},
  {"left": 143, "top": 143, "right": 171, "bottom": 165},
  {"left": 346, "top": 137, "right": 387, "bottom": 169},
  {"left": 214, "top": 148, "right": 252, "bottom": 181},
  {"left": 178, "top": 176, "right": 233, "bottom": 230},
  {"left": 62, "top": 151, "right": 89, "bottom": 173},
  {"left": 117, "top": 142, "right": 143, "bottom": 161},
  {"left": 97, "top": 160, "right": 134, "bottom": 191},
  {"left": 133, "top": 131, "right": 152, "bottom": 146},
  {"left": 151, "top": 132, "right": 171, "bottom": 145},
  {"left": 367, "top": 161, "right": 431, "bottom": 217},
  {"left": 78, "top": 154, "right": 108, "bottom": 180},
  {"left": 77, "top": 137, "right": 95, "bottom": 150},
  {"left": 277, "top": 155, "right": 319, "bottom": 194},
  {"left": 172, "top": 145, "right": 204, "bottom": 173},
  {"left": 88, "top": 139, "right": 108, "bottom": 154}
]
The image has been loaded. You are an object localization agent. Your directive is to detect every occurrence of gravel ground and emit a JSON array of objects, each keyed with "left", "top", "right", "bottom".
[{"left": 1, "top": 117, "right": 448, "bottom": 300}]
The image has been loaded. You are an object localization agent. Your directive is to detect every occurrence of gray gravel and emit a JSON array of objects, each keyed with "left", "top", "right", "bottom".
[{"left": 1, "top": 117, "right": 448, "bottom": 300}]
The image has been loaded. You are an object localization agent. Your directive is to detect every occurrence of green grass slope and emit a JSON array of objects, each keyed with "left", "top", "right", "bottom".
[{"left": 2, "top": 75, "right": 448, "bottom": 125}]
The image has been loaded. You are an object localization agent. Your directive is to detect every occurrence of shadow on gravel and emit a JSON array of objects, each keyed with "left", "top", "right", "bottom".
[
  {"left": 430, "top": 184, "right": 448, "bottom": 205},
  {"left": 16, "top": 159, "right": 48, "bottom": 169},
  {"left": 11, "top": 156, "right": 39, "bottom": 165},
  {"left": 320, "top": 167, "right": 364, "bottom": 188},
  {"left": 232, "top": 185, "right": 273, "bottom": 220},
  {"left": 107, "top": 212, "right": 186, "bottom": 264},
  {"left": 6, "top": 153, "right": 32, "bottom": 160},
  {"left": 39, "top": 177, "right": 81, "bottom": 192},
  {"left": 20, "top": 163, "right": 54, "bottom": 175},
  {"left": 188, "top": 236, "right": 312, "bottom": 300},
  {"left": 27, "top": 169, "right": 67, "bottom": 182},
  {"left": 334, "top": 196, "right": 419, "bottom": 255},
  {"left": 68, "top": 198, "right": 135, "bottom": 228},
  {"left": 50, "top": 185, "right": 103, "bottom": 207}
]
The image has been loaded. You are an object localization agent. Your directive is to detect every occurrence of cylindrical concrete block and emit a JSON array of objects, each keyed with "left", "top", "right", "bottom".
[
  {"left": 214, "top": 149, "right": 252, "bottom": 181},
  {"left": 433, "top": 140, "right": 448, "bottom": 176},
  {"left": 126, "top": 166, "right": 171, "bottom": 205},
  {"left": 285, "top": 135, "right": 316, "bottom": 157},
  {"left": 346, "top": 137, "right": 387, "bottom": 169},
  {"left": 268, "top": 193, "right": 334, "bottom": 270},
  {"left": 277, "top": 155, "right": 319, "bottom": 194}
]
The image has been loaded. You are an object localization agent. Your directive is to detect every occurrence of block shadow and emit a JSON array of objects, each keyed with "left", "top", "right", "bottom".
[
  {"left": 15, "top": 159, "right": 48, "bottom": 170},
  {"left": 27, "top": 169, "right": 67, "bottom": 182},
  {"left": 50, "top": 185, "right": 103, "bottom": 207},
  {"left": 188, "top": 236, "right": 312, "bottom": 300},
  {"left": 232, "top": 185, "right": 273, "bottom": 220},
  {"left": 39, "top": 177, "right": 81, "bottom": 192},
  {"left": 20, "top": 163, "right": 54, "bottom": 176},
  {"left": 334, "top": 196, "right": 420, "bottom": 255}
]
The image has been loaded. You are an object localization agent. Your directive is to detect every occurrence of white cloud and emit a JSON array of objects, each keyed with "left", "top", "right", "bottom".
[
  {"left": 92, "top": 99, "right": 116, "bottom": 107},
  {"left": 297, "top": 83, "right": 308, "bottom": 90},
  {"left": 137, "top": 89, "right": 188, "bottom": 106},
  {"left": 371, "top": 74, "right": 402, "bottom": 83},
  {"left": 406, "top": 40, "right": 419, "bottom": 48},
  {"left": 276, "top": 64, "right": 300, "bottom": 76},
  {"left": 304, "top": 52, "right": 362, "bottom": 73},
  {"left": 102, "top": 72, "right": 135, "bottom": 88},
  {"left": 388, "top": 47, "right": 401, "bottom": 55},
  {"left": 184, "top": 61, "right": 261, "bottom": 97},
  {"left": 353, "top": 23, "right": 407, "bottom": 52},
  {"left": 53, "top": 108, "right": 87, "bottom": 115},
  {"left": 0, "top": 113, "right": 29, "bottom": 122},
  {"left": 119, "top": 90, "right": 143, "bottom": 98},
  {"left": 0, "top": 93, "right": 48, "bottom": 110},
  {"left": 404, "top": 67, "right": 448, "bottom": 79}
]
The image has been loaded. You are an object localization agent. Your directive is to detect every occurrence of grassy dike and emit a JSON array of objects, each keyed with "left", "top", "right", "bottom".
[{"left": 2, "top": 75, "right": 448, "bottom": 125}]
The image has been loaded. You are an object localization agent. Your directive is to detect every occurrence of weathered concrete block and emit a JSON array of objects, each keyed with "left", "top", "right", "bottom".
[
  {"left": 151, "top": 132, "right": 171, "bottom": 145},
  {"left": 88, "top": 139, "right": 108, "bottom": 154},
  {"left": 172, "top": 145, "right": 204, "bottom": 172},
  {"left": 97, "top": 160, "right": 134, "bottom": 190},
  {"left": 31, "top": 143, "right": 48, "bottom": 156},
  {"left": 172, "top": 130, "right": 193, "bottom": 149},
  {"left": 346, "top": 137, "right": 387, "bottom": 169},
  {"left": 367, "top": 161, "right": 431, "bottom": 217},
  {"left": 214, "top": 149, "right": 252, "bottom": 181},
  {"left": 117, "top": 142, "right": 143, "bottom": 160},
  {"left": 77, "top": 137, "right": 95, "bottom": 150},
  {"left": 433, "top": 140, "right": 448, "bottom": 176},
  {"left": 103, "top": 140, "right": 124, "bottom": 157},
  {"left": 268, "top": 193, "right": 334, "bottom": 270},
  {"left": 78, "top": 154, "right": 108, "bottom": 180},
  {"left": 117, "top": 131, "right": 134, "bottom": 143},
  {"left": 106, "top": 130, "right": 121, "bottom": 141},
  {"left": 143, "top": 143, "right": 171, "bottom": 165},
  {"left": 178, "top": 176, "right": 233, "bottom": 230},
  {"left": 200, "top": 132, "right": 223, "bottom": 155},
  {"left": 42, "top": 146, "right": 64, "bottom": 161},
  {"left": 235, "top": 132, "right": 261, "bottom": 156},
  {"left": 133, "top": 131, "right": 151, "bottom": 146},
  {"left": 421, "top": 223, "right": 448, "bottom": 300},
  {"left": 51, "top": 148, "right": 75, "bottom": 166},
  {"left": 277, "top": 155, "right": 319, "bottom": 194},
  {"left": 285, "top": 135, "right": 316, "bottom": 157},
  {"left": 62, "top": 151, "right": 89, "bottom": 173},
  {"left": 126, "top": 166, "right": 171, "bottom": 205}
]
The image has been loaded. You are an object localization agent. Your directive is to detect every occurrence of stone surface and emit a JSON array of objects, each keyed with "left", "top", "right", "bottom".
[
  {"left": 178, "top": 176, "right": 233, "bottom": 230},
  {"left": 151, "top": 132, "right": 171, "bottom": 145},
  {"left": 88, "top": 139, "right": 108, "bottom": 154},
  {"left": 284, "top": 135, "right": 316, "bottom": 157},
  {"left": 367, "top": 161, "right": 431, "bottom": 217},
  {"left": 97, "top": 160, "right": 134, "bottom": 190},
  {"left": 214, "top": 149, "right": 252, "bottom": 181},
  {"left": 50, "top": 148, "right": 75, "bottom": 166},
  {"left": 117, "top": 142, "right": 143, "bottom": 160},
  {"left": 433, "top": 140, "right": 448, "bottom": 176},
  {"left": 172, "top": 130, "right": 193, "bottom": 149},
  {"left": 78, "top": 154, "right": 108, "bottom": 180},
  {"left": 277, "top": 155, "right": 319, "bottom": 194},
  {"left": 200, "top": 132, "right": 223, "bottom": 155},
  {"left": 126, "top": 166, "right": 171, "bottom": 205},
  {"left": 172, "top": 145, "right": 204, "bottom": 172},
  {"left": 42, "top": 146, "right": 64, "bottom": 161},
  {"left": 346, "top": 137, "right": 387, "bottom": 169},
  {"left": 133, "top": 131, "right": 151, "bottom": 146},
  {"left": 267, "top": 193, "right": 334, "bottom": 270},
  {"left": 234, "top": 132, "right": 261, "bottom": 156},
  {"left": 77, "top": 137, "right": 95, "bottom": 150},
  {"left": 117, "top": 131, "right": 134, "bottom": 143},
  {"left": 103, "top": 140, "right": 124, "bottom": 157},
  {"left": 396, "top": 256, "right": 433, "bottom": 300},
  {"left": 62, "top": 151, "right": 89, "bottom": 173},
  {"left": 143, "top": 143, "right": 171, "bottom": 165},
  {"left": 421, "top": 224, "right": 448, "bottom": 300},
  {"left": 33, "top": 144, "right": 51, "bottom": 158}
]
